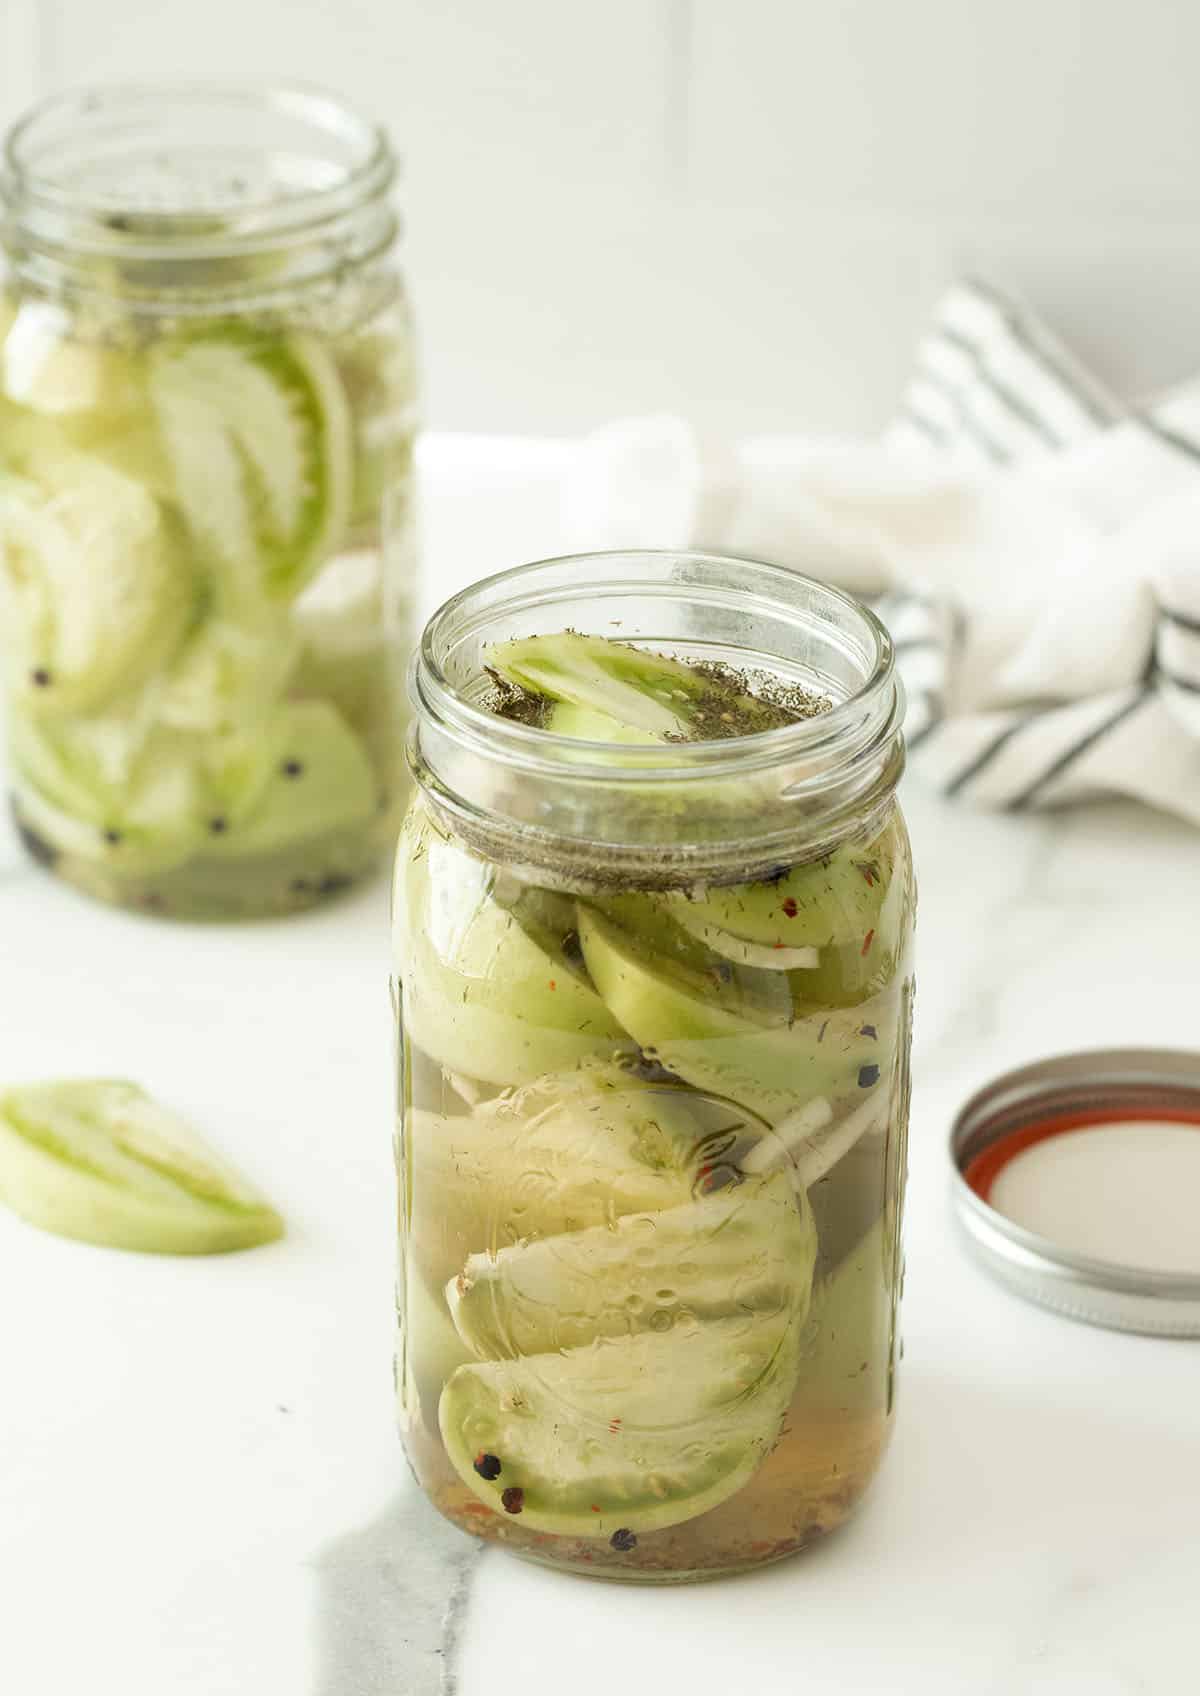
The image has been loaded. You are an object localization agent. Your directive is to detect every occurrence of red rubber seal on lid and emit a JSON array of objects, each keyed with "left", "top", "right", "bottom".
[
  {"left": 963, "top": 1103, "right": 1200, "bottom": 1203},
  {"left": 962, "top": 1099, "right": 1200, "bottom": 1207}
]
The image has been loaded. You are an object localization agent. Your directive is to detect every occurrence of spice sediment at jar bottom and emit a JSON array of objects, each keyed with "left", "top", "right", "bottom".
[
  {"left": 0, "top": 86, "right": 417, "bottom": 916},
  {"left": 394, "top": 624, "right": 914, "bottom": 1579}
]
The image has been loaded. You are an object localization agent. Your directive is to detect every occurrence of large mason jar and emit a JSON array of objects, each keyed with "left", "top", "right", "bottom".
[
  {"left": 0, "top": 86, "right": 416, "bottom": 917},
  {"left": 392, "top": 552, "right": 915, "bottom": 1582}
]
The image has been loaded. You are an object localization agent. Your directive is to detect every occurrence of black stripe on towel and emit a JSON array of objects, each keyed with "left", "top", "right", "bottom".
[
  {"left": 905, "top": 693, "right": 945, "bottom": 751},
  {"left": 1137, "top": 413, "right": 1200, "bottom": 469},
  {"left": 915, "top": 361, "right": 1013, "bottom": 464},
  {"left": 1162, "top": 604, "right": 1200, "bottom": 636},
  {"left": 900, "top": 405, "right": 950, "bottom": 448},
  {"left": 1160, "top": 667, "right": 1200, "bottom": 695},
  {"left": 943, "top": 709, "right": 1044, "bottom": 798},
  {"left": 933, "top": 323, "right": 1062, "bottom": 448},
  {"left": 1006, "top": 690, "right": 1150, "bottom": 811},
  {"left": 963, "top": 278, "right": 1116, "bottom": 428}
]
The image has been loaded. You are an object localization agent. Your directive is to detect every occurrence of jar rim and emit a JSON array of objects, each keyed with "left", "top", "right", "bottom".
[
  {"left": 1, "top": 81, "right": 397, "bottom": 286},
  {"left": 414, "top": 548, "right": 903, "bottom": 783},
  {"left": 4, "top": 82, "right": 393, "bottom": 240},
  {"left": 408, "top": 551, "right": 907, "bottom": 887}
]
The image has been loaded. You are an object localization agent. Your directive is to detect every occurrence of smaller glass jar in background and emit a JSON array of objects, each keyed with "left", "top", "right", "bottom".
[{"left": 0, "top": 85, "right": 417, "bottom": 917}]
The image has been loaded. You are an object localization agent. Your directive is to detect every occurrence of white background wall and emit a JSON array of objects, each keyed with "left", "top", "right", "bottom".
[{"left": 3, "top": 0, "right": 1200, "bottom": 437}]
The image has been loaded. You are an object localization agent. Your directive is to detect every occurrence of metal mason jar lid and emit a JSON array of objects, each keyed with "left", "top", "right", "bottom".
[{"left": 950, "top": 1049, "right": 1200, "bottom": 1337}]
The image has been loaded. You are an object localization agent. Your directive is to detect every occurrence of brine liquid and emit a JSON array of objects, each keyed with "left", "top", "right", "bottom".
[{"left": 393, "top": 800, "right": 913, "bottom": 1581}]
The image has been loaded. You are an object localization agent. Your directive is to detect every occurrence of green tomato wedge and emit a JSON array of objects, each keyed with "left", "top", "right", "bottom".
[
  {"left": 577, "top": 904, "right": 892, "bottom": 1123},
  {"left": 0, "top": 1079, "right": 283, "bottom": 1254},
  {"left": 0, "top": 453, "right": 192, "bottom": 716},
  {"left": 8, "top": 709, "right": 208, "bottom": 876},
  {"left": 148, "top": 329, "right": 352, "bottom": 600},
  {"left": 404, "top": 1061, "right": 697, "bottom": 1289},
  {"left": 486, "top": 631, "right": 794, "bottom": 741},
  {"left": 664, "top": 836, "right": 895, "bottom": 955},
  {"left": 440, "top": 1307, "right": 802, "bottom": 1538},
  {"left": 447, "top": 1165, "right": 817, "bottom": 1360},
  {"left": 1, "top": 299, "right": 141, "bottom": 417},
  {"left": 198, "top": 699, "right": 376, "bottom": 859},
  {"left": 791, "top": 1218, "right": 894, "bottom": 1418},
  {"left": 156, "top": 607, "right": 301, "bottom": 735},
  {"left": 400, "top": 1267, "right": 475, "bottom": 1435},
  {"left": 393, "top": 809, "right": 630, "bottom": 1087}
]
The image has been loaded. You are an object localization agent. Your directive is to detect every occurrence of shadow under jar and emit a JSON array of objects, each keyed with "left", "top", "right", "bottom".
[
  {"left": 392, "top": 552, "right": 915, "bottom": 1583},
  {"left": 0, "top": 85, "right": 417, "bottom": 917}
]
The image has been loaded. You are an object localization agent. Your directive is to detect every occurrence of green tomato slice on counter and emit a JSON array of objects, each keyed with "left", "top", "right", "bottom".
[
  {"left": 148, "top": 329, "right": 352, "bottom": 600},
  {"left": 0, "top": 1079, "right": 283, "bottom": 1253},
  {"left": 447, "top": 1165, "right": 817, "bottom": 1360},
  {"left": 394, "top": 810, "right": 631, "bottom": 1086}
]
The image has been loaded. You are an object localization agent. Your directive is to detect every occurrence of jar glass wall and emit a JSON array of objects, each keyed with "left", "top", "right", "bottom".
[
  {"left": 392, "top": 552, "right": 914, "bottom": 1582},
  {"left": 0, "top": 86, "right": 417, "bottom": 917}
]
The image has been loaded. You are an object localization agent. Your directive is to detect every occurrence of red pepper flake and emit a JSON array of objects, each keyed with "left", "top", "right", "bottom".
[
  {"left": 591, "top": 1505, "right": 601, "bottom": 1513},
  {"left": 857, "top": 860, "right": 880, "bottom": 886},
  {"left": 861, "top": 929, "right": 875, "bottom": 956},
  {"left": 781, "top": 897, "right": 799, "bottom": 918},
  {"left": 772, "top": 941, "right": 784, "bottom": 950},
  {"left": 548, "top": 979, "right": 557, "bottom": 990},
  {"left": 608, "top": 1417, "right": 623, "bottom": 1434},
  {"left": 501, "top": 1487, "right": 525, "bottom": 1514}
]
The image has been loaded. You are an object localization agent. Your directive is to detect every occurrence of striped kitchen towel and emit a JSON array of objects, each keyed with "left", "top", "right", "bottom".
[{"left": 562, "top": 279, "right": 1200, "bottom": 824}]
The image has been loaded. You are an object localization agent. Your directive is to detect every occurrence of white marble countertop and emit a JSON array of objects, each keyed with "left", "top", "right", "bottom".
[{"left": 2, "top": 440, "right": 1198, "bottom": 1696}]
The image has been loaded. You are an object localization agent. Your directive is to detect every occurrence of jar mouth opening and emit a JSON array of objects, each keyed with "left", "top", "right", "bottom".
[
  {"left": 414, "top": 549, "right": 903, "bottom": 784},
  {"left": 2, "top": 82, "right": 395, "bottom": 263}
]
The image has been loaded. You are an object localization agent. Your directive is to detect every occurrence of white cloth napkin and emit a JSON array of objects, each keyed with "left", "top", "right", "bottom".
[{"left": 561, "top": 280, "right": 1200, "bottom": 825}]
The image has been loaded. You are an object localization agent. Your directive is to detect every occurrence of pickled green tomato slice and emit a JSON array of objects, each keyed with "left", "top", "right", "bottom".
[
  {"left": 0, "top": 1079, "right": 283, "bottom": 1253},
  {"left": 8, "top": 710, "right": 210, "bottom": 876},
  {"left": 576, "top": 904, "right": 891, "bottom": 1124},
  {"left": 198, "top": 699, "right": 376, "bottom": 859},
  {"left": 0, "top": 298, "right": 141, "bottom": 418},
  {"left": 401, "top": 1263, "right": 475, "bottom": 1434},
  {"left": 486, "top": 631, "right": 794, "bottom": 740},
  {"left": 404, "top": 1063, "right": 697, "bottom": 1288},
  {"left": 791, "top": 1218, "right": 894, "bottom": 1419},
  {"left": 155, "top": 607, "right": 301, "bottom": 735},
  {"left": 148, "top": 330, "right": 352, "bottom": 600},
  {"left": 0, "top": 453, "right": 192, "bottom": 716},
  {"left": 434, "top": 1103, "right": 817, "bottom": 1536},
  {"left": 448, "top": 1167, "right": 817, "bottom": 1359},
  {"left": 440, "top": 1312, "right": 803, "bottom": 1539},
  {"left": 665, "top": 834, "right": 895, "bottom": 954},
  {"left": 393, "top": 810, "right": 630, "bottom": 1087}
]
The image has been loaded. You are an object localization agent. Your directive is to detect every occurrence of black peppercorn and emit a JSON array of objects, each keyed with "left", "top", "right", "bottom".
[
  {"left": 609, "top": 1528, "right": 638, "bottom": 1552},
  {"left": 473, "top": 1452, "right": 502, "bottom": 1481}
]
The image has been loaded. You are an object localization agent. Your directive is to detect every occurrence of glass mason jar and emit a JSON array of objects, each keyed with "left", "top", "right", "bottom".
[
  {"left": 392, "top": 552, "right": 915, "bottom": 1582},
  {"left": 0, "top": 86, "right": 416, "bottom": 917}
]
